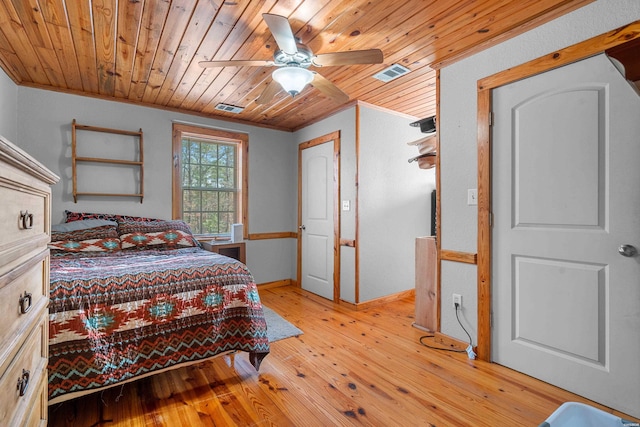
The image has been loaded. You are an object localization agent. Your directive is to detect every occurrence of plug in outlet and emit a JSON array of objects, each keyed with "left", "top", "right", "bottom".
[{"left": 453, "top": 293, "right": 462, "bottom": 309}]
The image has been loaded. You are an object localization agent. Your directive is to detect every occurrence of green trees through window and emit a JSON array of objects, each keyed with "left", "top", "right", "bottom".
[
  {"left": 181, "top": 138, "right": 237, "bottom": 234},
  {"left": 172, "top": 124, "right": 248, "bottom": 238}
]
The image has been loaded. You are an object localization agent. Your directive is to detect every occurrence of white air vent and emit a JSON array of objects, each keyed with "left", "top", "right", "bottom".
[
  {"left": 215, "top": 103, "right": 244, "bottom": 114},
  {"left": 373, "top": 64, "right": 411, "bottom": 82}
]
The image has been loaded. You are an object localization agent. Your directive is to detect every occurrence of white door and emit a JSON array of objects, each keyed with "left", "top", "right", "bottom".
[
  {"left": 301, "top": 141, "right": 335, "bottom": 300},
  {"left": 492, "top": 53, "right": 640, "bottom": 418}
]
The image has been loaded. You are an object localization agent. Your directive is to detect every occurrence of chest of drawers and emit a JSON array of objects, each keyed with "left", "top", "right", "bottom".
[{"left": 0, "top": 136, "right": 58, "bottom": 426}]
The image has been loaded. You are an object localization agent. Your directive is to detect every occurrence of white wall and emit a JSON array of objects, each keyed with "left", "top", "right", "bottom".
[
  {"left": 358, "top": 105, "right": 433, "bottom": 300},
  {"left": 0, "top": 70, "right": 18, "bottom": 141},
  {"left": 439, "top": 0, "right": 640, "bottom": 342},
  {"left": 14, "top": 87, "right": 297, "bottom": 284}
]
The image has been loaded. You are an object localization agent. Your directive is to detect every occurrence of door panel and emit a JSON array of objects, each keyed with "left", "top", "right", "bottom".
[
  {"left": 514, "top": 87, "right": 604, "bottom": 228},
  {"left": 492, "top": 53, "right": 640, "bottom": 418},
  {"left": 513, "top": 256, "right": 605, "bottom": 364}
]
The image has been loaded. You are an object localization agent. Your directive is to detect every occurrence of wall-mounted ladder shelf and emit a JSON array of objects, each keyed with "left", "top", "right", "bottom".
[{"left": 72, "top": 119, "right": 144, "bottom": 203}]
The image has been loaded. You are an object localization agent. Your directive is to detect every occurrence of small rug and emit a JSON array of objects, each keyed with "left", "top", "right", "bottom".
[{"left": 263, "top": 306, "right": 303, "bottom": 343}]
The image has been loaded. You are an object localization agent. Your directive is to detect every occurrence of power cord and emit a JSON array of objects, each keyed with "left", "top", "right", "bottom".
[
  {"left": 418, "top": 302, "right": 475, "bottom": 359},
  {"left": 419, "top": 334, "right": 466, "bottom": 353},
  {"left": 454, "top": 302, "right": 476, "bottom": 359}
]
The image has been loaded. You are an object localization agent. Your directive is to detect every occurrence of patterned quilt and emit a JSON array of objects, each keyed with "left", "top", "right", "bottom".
[{"left": 48, "top": 247, "right": 270, "bottom": 403}]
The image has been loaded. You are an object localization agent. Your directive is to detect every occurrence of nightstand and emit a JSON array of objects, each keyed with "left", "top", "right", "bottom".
[{"left": 200, "top": 240, "right": 246, "bottom": 264}]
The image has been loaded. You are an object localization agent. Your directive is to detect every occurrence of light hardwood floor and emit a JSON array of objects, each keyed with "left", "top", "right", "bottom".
[{"left": 48, "top": 285, "right": 639, "bottom": 426}]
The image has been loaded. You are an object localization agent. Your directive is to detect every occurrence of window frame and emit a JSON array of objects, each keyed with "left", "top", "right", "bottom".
[{"left": 172, "top": 123, "right": 248, "bottom": 239}]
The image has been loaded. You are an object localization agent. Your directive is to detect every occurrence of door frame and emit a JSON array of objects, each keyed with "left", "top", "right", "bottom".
[
  {"left": 475, "top": 20, "right": 640, "bottom": 361},
  {"left": 297, "top": 131, "right": 341, "bottom": 302}
]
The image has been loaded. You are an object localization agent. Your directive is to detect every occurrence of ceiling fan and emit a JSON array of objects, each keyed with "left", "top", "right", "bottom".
[{"left": 199, "top": 13, "right": 384, "bottom": 105}]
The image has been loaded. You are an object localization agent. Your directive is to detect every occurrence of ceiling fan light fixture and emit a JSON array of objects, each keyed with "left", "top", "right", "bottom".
[{"left": 272, "top": 67, "right": 313, "bottom": 97}]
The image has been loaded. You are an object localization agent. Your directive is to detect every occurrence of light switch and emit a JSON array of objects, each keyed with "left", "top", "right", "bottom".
[
  {"left": 342, "top": 200, "right": 350, "bottom": 211},
  {"left": 467, "top": 189, "right": 477, "bottom": 206}
]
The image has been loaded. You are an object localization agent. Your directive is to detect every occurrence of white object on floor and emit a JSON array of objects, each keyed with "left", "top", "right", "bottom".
[
  {"left": 466, "top": 345, "right": 476, "bottom": 360},
  {"left": 540, "top": 402, "right": 637, "bottom": 427}
]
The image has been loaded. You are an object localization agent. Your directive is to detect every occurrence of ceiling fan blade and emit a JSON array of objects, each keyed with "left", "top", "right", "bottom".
[
  {"left": 255, "top": 79, "right": 282, "bottom": 105},
  {"left": 310, "top": 73, "right": 349, "bottom": 104},
  {"left": 199, "top": 59, "right": 274, "bottom": 68},
  {"left": 262, "top": 13, "right": 298, "bottom": 55},
  {"left": 313, "top": 49, "right": 384, "bottom": 67}
]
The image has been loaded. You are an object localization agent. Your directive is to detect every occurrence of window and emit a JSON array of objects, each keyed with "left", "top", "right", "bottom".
[{"left": 172, "top": 123, "right": 248, "bottom": 238}]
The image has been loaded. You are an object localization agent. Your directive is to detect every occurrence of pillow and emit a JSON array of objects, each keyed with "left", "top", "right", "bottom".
[
  {"left": 49, "top": 238, "right": 121, "bottom": 252},
  {"left": 51, "top": 224, "right": 119, "bottom": 242},
  {"left": 118, "top": 220, "right": 197, "bottom": 250},
  {"left": 52, "top": 219, "right": 117, "bottom": 232},
  {"left": 50, "top": 224, "right": 121, "bottom": 252},
  {"left": 64, "top": 210, "right": 163, "bottom": 223}
]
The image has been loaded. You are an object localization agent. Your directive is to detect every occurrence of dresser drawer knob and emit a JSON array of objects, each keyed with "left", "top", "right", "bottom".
[
  {"left": 19, "top": 291, "right": 32, "bottom": 314},
  {"left": 16, "top": 369, "right": 30, "bottom": 397},
  {"left": 20, "top": 210, "right": 34, "bottom": 229}
]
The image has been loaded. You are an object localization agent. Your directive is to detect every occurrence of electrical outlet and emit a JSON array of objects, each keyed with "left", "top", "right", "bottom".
[{"left": 453, "top": 293, "right": 462, "bottom": 308}]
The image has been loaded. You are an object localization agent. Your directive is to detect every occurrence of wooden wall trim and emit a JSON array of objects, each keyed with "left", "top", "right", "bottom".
[
  {"left": 171, "top": 123, "right": 249, "bottom": 239},
  {"left": 283, "top": 286, "right": 413, "bottom": 312},
  {"left": 355, "top": 104, "right": 361, "bottom": 304},
  {"left": 257, "top": 279, "right": 294, "bottom": 289},
  {"left": 440, "top": 250, "right": 478, "bottom": 264},
  {"left": 339, "top": 289, "right": 415, "bottom": 311},
  {"left": 248, "top": 232, "right": 297, "bottom": 240},
  {"left": 297, "top": 144, "right": 302, "bottom": 293},
  {"left": 333, "top": 132, "right": 341, "bottom": 304},
  {"left": 340, "top": 239, "right": 356, "bottom": 247},
  {"left": 477, "top": 88, "right": 492, "bottom": 362},
  {"left": 171, "top": 126, "right": 181, "bottom": 221},
  {"left": 435, "top": 69, "right": 442, "bottom": 332},
  {"left": 299, "top": 130, "right": 341, "bottom": 150},
  {"left": 478, "top": 21, "right": 640, "bottom": 91},
  {"left": 474, "top": 19, "right": 640, "bottom": 363}
]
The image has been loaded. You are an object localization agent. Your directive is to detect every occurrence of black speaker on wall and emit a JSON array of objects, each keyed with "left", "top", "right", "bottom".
[{"left": 430, "top": 189, "right": 437, "bottom": 236}]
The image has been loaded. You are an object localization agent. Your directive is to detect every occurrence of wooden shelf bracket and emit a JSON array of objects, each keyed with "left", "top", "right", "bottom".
[{"left": 72, "top": 119, "right": 144, "bottom": 203}]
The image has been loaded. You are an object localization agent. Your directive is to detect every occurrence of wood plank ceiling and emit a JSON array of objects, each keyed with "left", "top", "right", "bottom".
[{"left": 0, "top": 0, "right": 592, "bottom": 131}]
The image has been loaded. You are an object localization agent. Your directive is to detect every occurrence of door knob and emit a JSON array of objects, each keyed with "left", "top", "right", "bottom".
[
  {"left": 299, "top": 225, "right": 306, "bottom": 230},
  {"left": 618, "top": 244, "right": 637, "bottom": 257}
]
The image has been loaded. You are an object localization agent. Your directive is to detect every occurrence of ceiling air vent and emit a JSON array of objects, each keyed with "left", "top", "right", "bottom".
[
  {"left": 372, "top": 63, "right": 411, "bottom": 82},
  {"left": 214, "top": 103, "right": 244, "bottom": 114}
]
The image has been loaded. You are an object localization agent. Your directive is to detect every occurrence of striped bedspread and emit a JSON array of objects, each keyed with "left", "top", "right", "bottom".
[{"left": 48, "top": 247, "right": 269, "bottom": 403}]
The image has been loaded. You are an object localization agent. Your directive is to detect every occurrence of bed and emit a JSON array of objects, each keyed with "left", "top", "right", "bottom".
[{"left": 47, "top": 213, "right": 270, "bottom": 404}]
